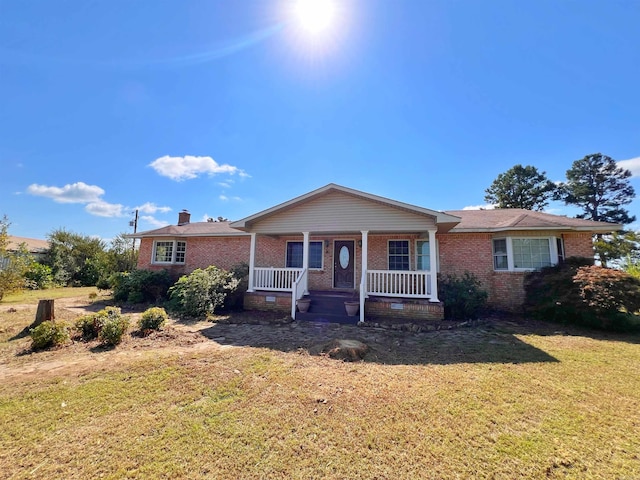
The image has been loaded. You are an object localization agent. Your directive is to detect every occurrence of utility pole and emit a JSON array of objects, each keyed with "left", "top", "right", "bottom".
[{"left": 129, "top": 209, "right": 138, "bottom": 270}]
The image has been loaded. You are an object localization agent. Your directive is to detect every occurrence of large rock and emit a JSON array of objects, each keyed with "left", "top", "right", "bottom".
[{"left": 321, "top": 339, "right": 369, "bottom": 361}]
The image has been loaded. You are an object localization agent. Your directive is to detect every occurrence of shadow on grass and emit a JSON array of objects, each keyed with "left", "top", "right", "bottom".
[{"left": 197, "top": 316, "right": 560, "bottom": 366}]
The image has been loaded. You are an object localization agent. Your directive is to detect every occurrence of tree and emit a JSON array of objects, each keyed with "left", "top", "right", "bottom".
[
  {"left": 0, "top": 216, "right": 32, "bottom": 300},
  {"left": 557, "top": 153, "right": 636, "bottom": 225},
  {"left": 557, "top": 153, "right": 637, "bottom": 266},
  {"left": 45, "top": 229, "right": 107, "bottom": 286},
  {"left": 484, "top": 164, "right": 557, "bottom": 211}
]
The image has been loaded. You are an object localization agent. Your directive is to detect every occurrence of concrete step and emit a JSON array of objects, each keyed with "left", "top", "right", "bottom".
[{"left": 295, "top": 311, "right": 359, "bottom": 325}]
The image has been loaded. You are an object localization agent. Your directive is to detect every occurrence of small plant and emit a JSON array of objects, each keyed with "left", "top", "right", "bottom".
[
  {"left": 30, "top": 321, "right": 69, "bottom": 350},
  {"left": 24, "top": 262, "right": 54, "bottom": 290},
  {"left": 98, "top": 312, "right": 130, "bottom": 346},
  {"left": 139, "top": 307, "right": 168, "bottom": 332},
  {"left": 75, "top": 306, "right": 125, "bottom": 341},
  {"left": 438, "top": 272, "right": 488, "bottom": 320},
  {"left": 168, "top": 266, "right": 239, "bottom": 317}
]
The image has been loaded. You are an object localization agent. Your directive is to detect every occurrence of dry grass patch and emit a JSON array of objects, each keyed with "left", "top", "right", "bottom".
[{"left": 1, "top": 322, "right": 639, "bottom": 479}]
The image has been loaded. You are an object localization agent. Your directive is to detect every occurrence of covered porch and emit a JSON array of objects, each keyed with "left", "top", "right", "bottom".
[{"left": 229, "top": 184, "right": 461, "bottom": 323}]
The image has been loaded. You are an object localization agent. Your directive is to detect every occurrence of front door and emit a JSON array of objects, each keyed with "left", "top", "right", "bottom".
[{"left": 333, "top": 240, "right": 355, "bottom": 289}]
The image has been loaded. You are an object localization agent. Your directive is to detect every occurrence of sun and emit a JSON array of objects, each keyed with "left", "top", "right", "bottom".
[{"left": 293, "top": 0, "right": 337, "bottom": 35}]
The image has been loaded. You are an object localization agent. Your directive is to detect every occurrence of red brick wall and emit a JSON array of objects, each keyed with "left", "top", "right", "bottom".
[
  {"left": 137, "top": 236, "right": 250, "bottom": 276},
  {"left": 562, "top": 232, "right": 594, "bottom": 258}
]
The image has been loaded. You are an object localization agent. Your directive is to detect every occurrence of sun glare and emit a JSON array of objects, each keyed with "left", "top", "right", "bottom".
[{"left": 293, "top": 0, "right": 337, "bottom": 35}]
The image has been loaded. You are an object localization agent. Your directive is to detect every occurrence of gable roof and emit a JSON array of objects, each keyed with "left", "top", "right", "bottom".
[
  {"left": 230, "top": 183, "right": 461, "bottom": 233},
  {"left": 7, "top": 235, "right": 49, "bottom": 253},
  {"left": 445, "top": 209, "right": 621, "bottom": 233},
  {"left": 131, "top": 221, "right": 248, "bottom": 239}
]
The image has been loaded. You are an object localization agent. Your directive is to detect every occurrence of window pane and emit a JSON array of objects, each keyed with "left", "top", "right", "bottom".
[
  {"left": 493, "top": 239, "right": 507, "bottom": 255},
  {"left": 286, "top": 242, "right": 303, "bottom": 268},
  {"left": 416, "top": 240, "right": 430, "bottom": 270},
  {"left": 494, "top": 255, "right": 508, "bottom": 270},
  {"left": 512, "top": 238, "right": 551, "bottom": 269},
  {"left": 154, "top": 241, "right": 173, "bottom": 263},
  {"left": 175, "top": 241, "right": 186, "bottom": 263},
  {"left": 389, "top": 240, "right": 409, "bottom": 271},
  {"left": 309, "top": 242, "right": 323, "bottom": 269},
  {"left": 492, "top": 239, "right": 508, "bottom": 270}
]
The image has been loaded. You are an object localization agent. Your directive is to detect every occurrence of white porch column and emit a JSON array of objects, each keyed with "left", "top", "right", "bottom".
[
  {"left": 360, "top": 230, "right": 369, "bottom": 324},
  {"left": 247, "top": 232, "right": 256, "bottom": 292},
  {"left": 302, "top": 231, "right": 310, "bottom": 294},
  {"left": 428, "top": 229, "right": 439, "bottom": 302},
  {"left": 360, "top": 230, "right": 369, "bottom": 295}
]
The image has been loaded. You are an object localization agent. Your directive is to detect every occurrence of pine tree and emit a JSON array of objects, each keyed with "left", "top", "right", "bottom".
[{"left": 484, "top": 164, "right": 557, "bottom": 211}]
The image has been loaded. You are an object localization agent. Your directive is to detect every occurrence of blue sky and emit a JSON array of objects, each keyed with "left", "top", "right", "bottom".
[{"left": 2, "top": 0, "right": 639, "bottom": 241}]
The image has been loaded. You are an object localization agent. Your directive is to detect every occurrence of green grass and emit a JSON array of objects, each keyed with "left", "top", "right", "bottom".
[
  {"left": 1, "top": 304, "right": 639, "bottom": 478},
  {"left": 1, "top": 286, "right": 101, "bottom": 304}
]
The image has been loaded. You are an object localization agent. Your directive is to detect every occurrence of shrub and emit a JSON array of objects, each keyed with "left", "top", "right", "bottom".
[
  {"left": 24, "top": 262, "right": 54, "bottom": 290},
  {"left": 224, "top": 263, "right": 249, "bottom": 310},
  {"left": 75, "top": 306, "right": 124, "bottom": 340},
  {"left": 525, "top": 257, "right": 640, "bottom": 331},
  {"left": 139, "top": 307, "right": 168, "bottom": 332},
  {"left": 30, "top": 321, "right": 69, "bottom": 350},
  {"left": 168, "top": 266, "right": 239, "bottom": 317},
  {"left": 98, "top": 309, "right": 130, "bottom": 346},
  {"left": 112, "top": 269, "right": 173, "bottom": 304},
  {"left": 438, "top": 272, "right": 488, "bottom": 320}
]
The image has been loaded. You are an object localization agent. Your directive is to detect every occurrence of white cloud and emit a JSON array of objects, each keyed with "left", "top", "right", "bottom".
[
  {"left": 218, "top": 181, "right": 232, "bottom": 188},
  {"left": 462, "top": 204, "right": 496, "bottom": 210},
  {"left": 618, "top": 157, "right": 640, "bottom": 178},
  {"left": 135, "top": 202, "right": 172, "bottom": 214},
  {"left": 149, "top": 155, "right": 248, "bottom": 181},
  {"left": 141, "top": 215, "right": 169, "bottom": 228},
  {"left": 27, "top": 182, "right": 104, "bottom": 203},
  {"left": 219, "top": 194, "right": 229, "bottom": 201},
  {"left": 85, "top": 201, "right": 125, "bottom": 218},
  {"left": 201, "top": 213, "right": 211, "bottom": 222}
]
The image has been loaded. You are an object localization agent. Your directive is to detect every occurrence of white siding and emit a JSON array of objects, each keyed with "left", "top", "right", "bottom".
[{"left": 249, "top": 191, "right": 436, "bottom": 234}]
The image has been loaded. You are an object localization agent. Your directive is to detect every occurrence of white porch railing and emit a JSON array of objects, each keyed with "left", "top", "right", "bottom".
[
  {"left": 253, "top": 267, "right": 303, "bottom": 291},
  {"left": 291, "top": 268, "right": 308, "bottom": 319},
  {"left": 366, "top": 270, "right": 432, "bottom": 299}
]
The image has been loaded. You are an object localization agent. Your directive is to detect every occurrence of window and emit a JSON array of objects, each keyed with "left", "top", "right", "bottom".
[
  {"left": 493, "top": 239, "right": 508, "bottom": 270},
  {"left": 389, "top": 240, "right": 410, "bottom": 270},
  {"left": 512, "top": 238, "right": 551, "bottom": 269},
  {"left": 493, "top": 237, "right": 561, "bottom": 271},
  {"left": 416, "top": 240, "right": 430, "bottom": 270},
  {"left": 153, "top": 240, "right": 186, "bottom": 264},
  {"left": 286, "top": 241, "right": 323, "bottom": 269}
]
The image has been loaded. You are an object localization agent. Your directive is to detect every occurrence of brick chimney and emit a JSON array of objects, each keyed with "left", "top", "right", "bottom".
[{"left": 178, "top": 209, "right": 191, "bottom": 225}]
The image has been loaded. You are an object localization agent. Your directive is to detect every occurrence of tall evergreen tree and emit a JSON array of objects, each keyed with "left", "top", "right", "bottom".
[
  {"left": 484, "top": 164, "right": 557, "bottom": 211},
  {"left": 557, "top": 153, "right": 636, "bottom": 224}
]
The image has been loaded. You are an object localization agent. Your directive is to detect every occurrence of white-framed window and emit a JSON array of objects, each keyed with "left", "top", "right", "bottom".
[
  {"left": 286, "top": 241, "right": 323, "bottom": 269},
  {"left": 416, "top": 240, "right": 430, "bottom": 271},
  {"left": 492, "top": 237, "right": 564, "bottom": 271},
  {"left": 389, "top": 240, "right": 410, "bottom": 271},
  {"left": 153, "top": 239, "right": 186, "bottom": 264}
]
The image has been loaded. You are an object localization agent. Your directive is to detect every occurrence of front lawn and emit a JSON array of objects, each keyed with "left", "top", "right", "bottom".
[{"left": 0, "top": 300, "right": 638, "bottom": 478}]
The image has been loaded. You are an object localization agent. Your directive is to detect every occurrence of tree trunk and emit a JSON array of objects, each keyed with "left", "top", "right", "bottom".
[{"left": 32, "top": 299, "right": 55, "bottom": 328}]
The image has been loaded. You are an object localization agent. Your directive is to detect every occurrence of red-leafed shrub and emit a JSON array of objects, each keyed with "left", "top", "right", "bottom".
[{"left": 525, "top": 257, "right": 640, "bottom": 331}]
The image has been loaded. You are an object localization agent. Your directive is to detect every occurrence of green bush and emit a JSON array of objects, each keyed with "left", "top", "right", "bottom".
[
  {"left": 30, "top": 321, "right": 69, "bottom": 350},
  {"left": 139, "top": 307, "right": 168, "bottom": 332},
  {"left": 98, "top": 308, "right": 130, "bottom": 346},
  {"left": 224, "top": 263, "right": 249, "bottom": 310},
  {"left": 438, "top": 272, "right": 488, "bottom": 320},
  {"left": 112, "top": 269, "right": 173, "bottom": 304},
  {"left": 525, "top": 257, "right": 640, "bottom": 331},
  {"left": 24, "top": 262, "right": 54, "bottom": 290},
  {"left": 74, "top": 306, "right": 122, "bottom": 340},
  {"left": 168, "top": 266, "right": 239, "bottom": 317}
]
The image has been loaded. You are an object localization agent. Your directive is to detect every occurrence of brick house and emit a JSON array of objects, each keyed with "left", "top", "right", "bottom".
[{"left": 132, "top": 184, "right": 619, "bottom": 322}]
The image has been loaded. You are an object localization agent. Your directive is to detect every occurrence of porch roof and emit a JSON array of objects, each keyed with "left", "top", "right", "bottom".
[{"left": 230, "top": 183, "right": 461, "bottom": 234}]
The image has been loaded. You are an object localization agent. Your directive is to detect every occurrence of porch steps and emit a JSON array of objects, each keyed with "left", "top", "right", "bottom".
[{"left": 295, "top": 291, "right": 359, "bottom": 325}]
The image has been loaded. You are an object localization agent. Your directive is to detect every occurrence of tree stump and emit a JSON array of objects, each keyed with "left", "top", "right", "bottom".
[
  {"left": 321, "top": 339, "right": 369, "bottom": 361},
  {"left": 32, "top": 299, "right": 55, "bottom": 328}
]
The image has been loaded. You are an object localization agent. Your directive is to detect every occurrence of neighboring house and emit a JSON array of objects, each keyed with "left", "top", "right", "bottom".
[
  {"left": 132, "top": 184, "right": 620, "bottom": 322},
  {"left": 0, "top": 236, "right": 49, "bottom": 270}
]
